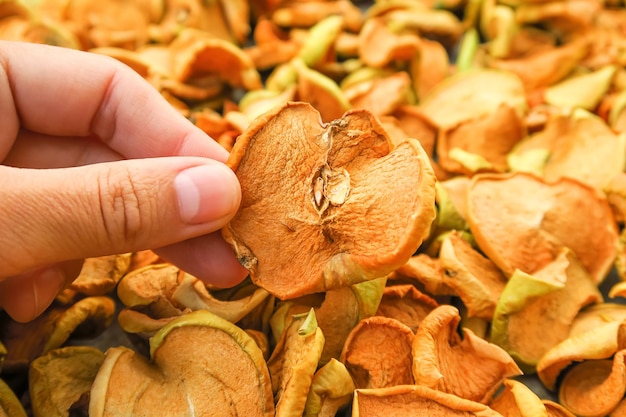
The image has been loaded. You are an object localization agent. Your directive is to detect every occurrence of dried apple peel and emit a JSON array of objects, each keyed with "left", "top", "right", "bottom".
[
  {"left": 89, "top": 310, "right": 274, "bottom": 417},
  {"left": 223, "top": 101, "right": 436, "bottom": 299}
]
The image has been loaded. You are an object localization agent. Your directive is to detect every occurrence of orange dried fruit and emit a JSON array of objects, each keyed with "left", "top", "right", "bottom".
[
  {"left": 486, "top": 38, "right": 589, "bottom": 92},
  {"left": 543, "top": 400, "right": 577, "bottom": 417},
  {"left": 409, "top": 37, "right": 450, "bottom": 100},
  {"left": 375, "top": 284, "right": 438, "bottom": 332},
  {"left": 394, "top": 253, "right": 455, "bottom": 296},
  {"left": 270, "top": 277, "right": 385, "bottom": 365},
  {"left": 340, "top": 316, "right": 415, "bottom": 389},
  {"left": 29, "top": 346, "right": 104, "bottom": 417},
  {"left": 558, "top": 350, "right": 626, "bottom": 417},
  {"left": 169, "top": 28, "right": 262, "bottom": 91},
  {"left": 304, "top": 358, "right": 354, "bottom": 417},
  {"left": 0, "top": 296, "right": 115, "bottom": 374},
  {"left": 412, "top": 305, "right": 522, "bottom": 403},
  {"left": 490, "top": 248, "right": 603, "bottom": 373},
  {"left": 222, "top": 101, "right": 436, "bottom": 299},
  {"left": 267, "top": 308, "right": 325, "bottom": 417},
  {"left": 357, "top": 16, "right": 420, "bottom": 68},
  {"left": 437, "top": 103, "right": 526, "bottom": 175},
  {"left": 536, "top": 317, "right": 624, "bottom": 391},
  {"left": 117, "top": 264, "right": 270, "bottom": 338},
  {"left": 467, "top": 172, "right": 618, "bottom": 283},
  {"left": 343, "top": 71, "right": 413, "bottom": 117},
  {"left": 439, "top": 231, "right": 507, "bottom": 320},
  {"left": 68, "top": 253, "right": 131, "bottom": 296},
  {"left": 352, "top": 385, "right": 504, "bottom": 416},
  {"left": 489, "top": 379, "right": 548, "bottom": 417},
  {"left": 89, "top": 310, "right": 274, "bottom": 416},
  {"left": 418, "top": 68, "right": 527, "bottom": 133},
  {"left": 509, "top": 111, "right": 626, "bottom": 191},
  {"left": 0, "top": 378, "right": 27, "bottom": 417}
]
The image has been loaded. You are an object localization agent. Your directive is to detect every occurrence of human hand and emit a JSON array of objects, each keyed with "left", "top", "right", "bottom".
[{"left": 0, "top": 41, "right": 248, "bottom": 322}]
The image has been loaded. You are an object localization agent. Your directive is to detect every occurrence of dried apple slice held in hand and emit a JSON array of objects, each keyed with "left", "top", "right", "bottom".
[
  {"left": 89, "top": 310, "right": 274, "bottom": 417},
  {"left": 223, "top": 101, "right": 437, "bottom": 299}
]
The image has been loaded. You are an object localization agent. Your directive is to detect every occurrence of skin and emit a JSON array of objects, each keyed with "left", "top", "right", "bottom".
[{"left": 0, "top": 40, "right": 249, "bottom": 323}]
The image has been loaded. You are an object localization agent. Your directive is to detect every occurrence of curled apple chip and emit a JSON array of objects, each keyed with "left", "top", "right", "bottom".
[
  {"left": 437, "top": 103, "right": 526, "bottom": 176},
  {"left": 69, "top": 253, "right": 131, "bottom": 296},
  {"left": 536, "top": 319, "right": 624, "bottom": 391},
  {"left": 117, "top": 263, "right": 270, "bottom": 338},
  {"left": 270, "top": 277, "right": 384, "bottom": 365},
  {"left": 29, "top": 346, "right": 104, "bottom": 417},
  {"left": 412, "top": 305, "right": 522, "bottom": 404},
  {"left": 0, "top": 378, "right": 26, "bottom": 417},
  {"left": 0, "top": 296, "right": 115, "bottom": 374},
  {"left": 438, "top": 231, "right": 507, "bottom": 320},
  {"left": 543, "top": 400, "right": 577, "bottom": 417},
  {"left": 491, "top": 248, "right": 602, "bottom": 372},
  {"left": 375, "top": 284, "right": 438, "bottom": 332},
  {"left": 509, "top": 111, "right": 626, "bottom": 191},
  {"left": 169, "top": 28, "right": 262, "bottom": 91},
  {"left": 558, "top": 350, "right": 626, "bottom": 417},
  {"left": 268, "top": 308, "right": 325, "bottom": 417},
  {"left": 467, "top": 172, "right": 618, "bottom": 283},
  {"left": 304, "top": 358, "right": 354, "bottom": 417},
  {"left": 223, "top": 101, "right": 437, "bottom": 299},
  {"left": 340, "top": 316, "right": 415, "bottom": 389},
  {"left": 90, "top": 309, "right": 274, "bottom": 416},
  {"left": 418, "top": 68, "right": 527, "bottom": 132},
  {"left": 489, "top": 379, "right": 548, "bottom": 417},
  {"left": 352, "top": 385, "right": 503, "bottom": 416}
]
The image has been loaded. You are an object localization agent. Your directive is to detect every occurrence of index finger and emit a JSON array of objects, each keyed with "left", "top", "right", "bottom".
[{"left": 0, "top": 40, "right": 228, "bottom": 161}]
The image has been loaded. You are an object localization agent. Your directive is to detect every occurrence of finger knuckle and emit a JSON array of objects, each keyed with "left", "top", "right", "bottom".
[{"left": 97, "top": 168, "right": 148, "bottom": 247}]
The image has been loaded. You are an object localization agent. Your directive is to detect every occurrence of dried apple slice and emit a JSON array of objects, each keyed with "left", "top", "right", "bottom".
[
  {"left": 268, "top": 308, "right": 325, "bottom": 417},
  {"left": 489, "top": 379, "right": 548, "bottom": 417},
  {"left": 467, "top": 172, "right": 618, "bottom": 283},
  {"left": 270, "top": 277, "right": 384, "bottom": 365},
  {"left": 29, "top": 346, "right": 104, "bottom": 417},
  {"left": 117, "top": 263, "right": 270, "bottom": 338},
  {"left": 487, "top": 39, "right": 589, "bottom": 91},
  {"left": 0, "top": 378, "right": 27, "bottom": 417},
  {"left": 439, "top": 231, "right": 507, "bottom": 320},
  {"left": 304, "top": 358, "right": 354, "bottom": 417},
  {"left": 509, "top": 111, "right": 626, "bottom": 190},
  {"left": 417, "top": 68, "right": 527, "bottom": 132},
  {"left": 543, "top": 400, "right": 577, "bottom": 417},
  {"left": 394, "top": 254, "right": 455, "bottom": 296},
  {"left": 490, "top": 248, "right": 603, "bottom": 373},
  {"left": 0, "top": 296, "right": 115, "bottom": 374},
  {"left": 89, "top": 310, "right": 274, "bottom": 416},
  {"left": 352, "top": 385, "right": 504, "bottom": 416},
  {"left": 340, "top": 316, "right": 415, "bottom": 389},
  {"left": 536, "top": 319, "right": 624, "bottom": 391},
  {"left": 69, "top": 253, "right": 131, "bottom": 296},
  {"left": 169, "top": 27, "right": 262, "bottom": 91},
  {"left": 412, "top": 305, "right": 522, "bottom": 403},
  {"left": 343, "top": 71, "right": 413, "bottom": 117},
  {"left": 375, "top": 284, "right": 438, "bottom": 332},
  {"left": 558, "top": 350, "right": 626, "bottom": 417},
  {"left": 223, "top": 101, "right": 437, "bottom": 299},
  {"left": 545, "top": 65, "right": 617, "bottom": 111},
  {"left": 357, "top": 17, "right": 420, "bottom": 68},
  {"left": 437, "top": 103, "right": 526, "bottom": 175}
]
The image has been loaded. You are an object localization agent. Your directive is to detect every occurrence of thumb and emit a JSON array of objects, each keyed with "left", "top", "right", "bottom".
[{"left": 0, "top": 157, "right": 241, "bottom": 279}]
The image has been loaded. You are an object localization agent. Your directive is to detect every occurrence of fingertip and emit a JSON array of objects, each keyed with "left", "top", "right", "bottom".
[
  {"left": 0, "top": 267, "right": 65, "bottom": 323},
  {"left": 155, "top": 232, "right": 250, "bottom": 289}
]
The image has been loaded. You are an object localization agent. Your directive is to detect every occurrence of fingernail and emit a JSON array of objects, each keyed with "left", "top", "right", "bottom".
[{"left": 174, "top": 163, "right": 240, "bottom": 225}]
